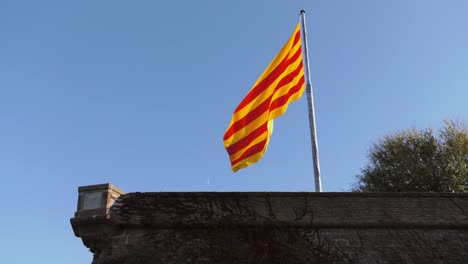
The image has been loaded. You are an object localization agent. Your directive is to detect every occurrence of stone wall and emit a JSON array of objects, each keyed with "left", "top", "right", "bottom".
[{"left": 71, "top": 184, "right": 468, "bottom": 264}]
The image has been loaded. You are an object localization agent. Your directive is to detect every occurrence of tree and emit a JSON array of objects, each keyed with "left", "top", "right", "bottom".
[{"left": 353, "top": 121, "right": 468, "bottom": 192}]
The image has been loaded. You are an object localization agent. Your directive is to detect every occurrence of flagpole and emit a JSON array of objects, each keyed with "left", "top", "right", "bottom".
[{"left": 300, "top": 10, "right": 323, "bottom": 192}]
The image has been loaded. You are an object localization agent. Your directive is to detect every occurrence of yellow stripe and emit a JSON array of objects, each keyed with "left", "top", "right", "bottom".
[
  {"left": 269, "top": 59, "right": 304, "bottom": 103},
  {"left": 232, "top": 151, "right": 264, "bottom": 172},
  {"left": 228, "top": 40, "right": 303, "bottom": 124},
  {"left": 269, "top": 83, "right": 305, "bottom": 119},
  {"left": 248, "top": 23, "right": 301, "bottom": 93},
  {"left": 223, "top": 112, "right": 268, "bottom": 146},
  {"left": 224, "top": 57, "right": 304, "bottom": 147},
  {"left": 231, "top": 152, "right": 264, "bottom": 172},
  {"left": 228, "top": 129, "right": 269, "bottom": 162},
  {"left": 231, "top": 121, "right": 273, "bottom": 172}
]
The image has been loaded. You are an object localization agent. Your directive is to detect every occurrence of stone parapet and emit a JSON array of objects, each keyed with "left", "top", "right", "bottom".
[
  {"left": 70, "top": 184, "right": 468, "bottom": 264},
  {"left": 109, "top": 192, "right": 468, "bottom": 228}
]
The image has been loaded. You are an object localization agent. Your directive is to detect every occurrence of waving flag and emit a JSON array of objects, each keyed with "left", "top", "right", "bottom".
[{"left": 223, "top": 23, "right": 305, "bottom": 172}]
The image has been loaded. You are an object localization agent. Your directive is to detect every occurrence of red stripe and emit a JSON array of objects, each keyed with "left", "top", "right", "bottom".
[
  {"left": 224, "top": 98, "right": 270, "bottom": 140},
  {"left": 233, "top": 31, "right": 301, "bottom": 113},
  {"left": 269, "top": 60, "right": 303, "bottom": 98},
  {"left": 269, "top": 76, "right": 305, "bottom": 112},
  {"left": 226, "top": 122, "right": 268, "bottom": 155},
  {"left": 231, "top": 139, "right": 268, "bottom": 166},
  {"left": 224, "top": 59, "right": 304, "bottom": 140},
  {"left": 292, "top": 28, "right": 300, "bottom": 44}
]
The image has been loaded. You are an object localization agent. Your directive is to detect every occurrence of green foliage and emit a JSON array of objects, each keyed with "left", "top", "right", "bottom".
[{"left": 354, "top": 121, "right": 468, "bottom": 192}]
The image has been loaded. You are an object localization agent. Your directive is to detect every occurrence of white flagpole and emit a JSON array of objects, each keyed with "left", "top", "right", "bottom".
[{"left": 300, "top": 10, "right": 323, "bottom": 192}]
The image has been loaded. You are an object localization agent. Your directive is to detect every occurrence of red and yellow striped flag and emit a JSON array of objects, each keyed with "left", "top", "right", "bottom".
[{"left": 223, "top": 23, "right": 305, "bottom": 172}]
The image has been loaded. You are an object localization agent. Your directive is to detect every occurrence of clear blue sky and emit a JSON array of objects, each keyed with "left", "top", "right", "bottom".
[{"left": 1, "top": 0, "right": 467, "bottom": 263}]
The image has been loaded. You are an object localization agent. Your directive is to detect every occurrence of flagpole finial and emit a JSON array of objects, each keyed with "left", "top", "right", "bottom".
[{"left": 300, "top": 10, "right": 306, "bottom": 14}]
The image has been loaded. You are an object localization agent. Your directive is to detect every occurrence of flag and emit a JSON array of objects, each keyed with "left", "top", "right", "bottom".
[{"left": 223, "top": 23, "right": 305, "bottom": 172}]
